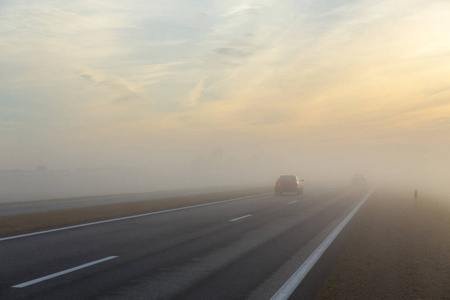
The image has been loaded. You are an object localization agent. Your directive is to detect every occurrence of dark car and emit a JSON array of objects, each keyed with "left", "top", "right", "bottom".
[{"left": 275, "top": 175, "right": 303, "bottom": 195}]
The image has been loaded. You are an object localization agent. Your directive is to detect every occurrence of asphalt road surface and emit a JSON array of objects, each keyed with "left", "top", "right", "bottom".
[{"left": 0, "top": 185, "right": 371, "bottom": 300}]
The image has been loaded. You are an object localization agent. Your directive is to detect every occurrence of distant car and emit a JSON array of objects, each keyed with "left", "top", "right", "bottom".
[
  {"left": 275, "top": 175, "right": 303, "bottom": 195},
  {"left": 352, "top": 174, "right": 367, "bottom": 186}
]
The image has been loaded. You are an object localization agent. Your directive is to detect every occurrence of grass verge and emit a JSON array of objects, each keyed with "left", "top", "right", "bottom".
[
  {"left": 316, "top": 188, "right": 450, "bottom": 299},
  {"left": 0, "top": 186, "right": 272, "bottom": 238}
]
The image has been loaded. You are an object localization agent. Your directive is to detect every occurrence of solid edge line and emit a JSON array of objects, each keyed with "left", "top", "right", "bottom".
[
  {"left": 229, "top": 214, "right": 252, "bottom": 222},
  {"left": 1, "top": 193, "right": 272, "bottom": 242},
  {"left": 270, "top": 187, "right": 376, "bottom": 300},
  {"left": 12, "top": 256, "right": 118, "bottom": 288}
]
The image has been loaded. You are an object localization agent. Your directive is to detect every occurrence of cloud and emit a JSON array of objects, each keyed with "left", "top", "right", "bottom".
[
  {"left": 224, "top": 4, "right": 259, "bottom": 17},
  {"left": 185, "top": 79, "right": 206, "bottom": 108},
  {"left": 426, "top": 86, "right": 450, "bottom": 97},
  {"left": 215, "top": 47, "right": 252, "bottom": 58},
  {"left": 77, "top": 68, "right": 141, "bottom": 102},
  {"left": 1, "top": 0, "right": 450, "bottom": 169}
]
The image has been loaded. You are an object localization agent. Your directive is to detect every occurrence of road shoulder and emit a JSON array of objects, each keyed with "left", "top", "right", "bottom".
[{"left": 316, "top": 188, "right": 450, "bottom": 299}]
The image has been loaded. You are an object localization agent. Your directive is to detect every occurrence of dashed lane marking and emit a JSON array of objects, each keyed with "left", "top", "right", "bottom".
[
  {"left": 12, "top": 256, "right": 118, "bottom": 288},
  {"left": 229, "top": 214, "right": 252, "bottom": 222}
]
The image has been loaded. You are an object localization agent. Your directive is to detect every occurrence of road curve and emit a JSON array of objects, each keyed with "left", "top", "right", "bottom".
[{"left": 0, "top": 185, "right": 371, "bottom": 300}]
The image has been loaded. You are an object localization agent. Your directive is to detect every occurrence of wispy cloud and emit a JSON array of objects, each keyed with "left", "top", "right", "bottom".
[
  {"left": 76, "top": 68, "right": 141, "bottom": 103},
  {"left": 1, "top": 0, "right": 449, "bottom": 168},
  {"left": 216, "top": 47, "right": 253, "bottom": 58},
  {"left": 185, "top": 79, "right": 206, "bottom": 108}
]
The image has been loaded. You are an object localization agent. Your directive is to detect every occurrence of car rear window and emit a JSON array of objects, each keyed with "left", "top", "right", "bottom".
[{"left": 279, "top": 175, "right": 297, "bottom": 182}]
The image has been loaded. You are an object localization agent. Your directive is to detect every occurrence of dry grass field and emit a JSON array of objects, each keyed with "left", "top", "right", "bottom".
[{"left": 317, "top": 188, "right": 450, "bottom": 299}]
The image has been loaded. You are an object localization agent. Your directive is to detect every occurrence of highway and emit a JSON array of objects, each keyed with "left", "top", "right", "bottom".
[{"left": 0, "top": 185, "right": 372, "bottom": 300}]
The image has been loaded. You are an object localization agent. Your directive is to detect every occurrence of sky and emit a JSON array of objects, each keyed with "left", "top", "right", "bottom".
[{"left": 1, "top": 0, "right": 449, "bottom": 189}]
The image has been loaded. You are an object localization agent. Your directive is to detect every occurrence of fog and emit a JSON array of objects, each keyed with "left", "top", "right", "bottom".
[
  {"left": 1, "top": 0, "right": 449, "bottom": 203},
  {"left": 1, "top": 141, "right": 449, "bottom": 203}
]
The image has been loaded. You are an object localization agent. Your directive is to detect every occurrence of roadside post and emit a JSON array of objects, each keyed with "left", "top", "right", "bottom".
[{"left": 414, "top": 189, "right": 418, "bottom": 205}]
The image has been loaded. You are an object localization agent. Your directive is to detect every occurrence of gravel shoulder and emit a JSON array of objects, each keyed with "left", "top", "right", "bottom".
[{"left": 316, "top": 188, "right": 450, "bottom": 300}]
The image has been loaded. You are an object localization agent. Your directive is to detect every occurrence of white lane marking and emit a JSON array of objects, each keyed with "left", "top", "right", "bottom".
[
  {"left": 12, "top": 256, "right": 118, "bottom": 288},
  {"left": 287, "top": 200, "right": 297, "bottom": 205},
  {"left": 0, "top": 193, "right": 272, "bottom": 242},
  {"left": 270, "top": 188, "right": 376, "bottom": 300},
  {"left": 229, "top": 214, "right": 252, "bottom": 222}
]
